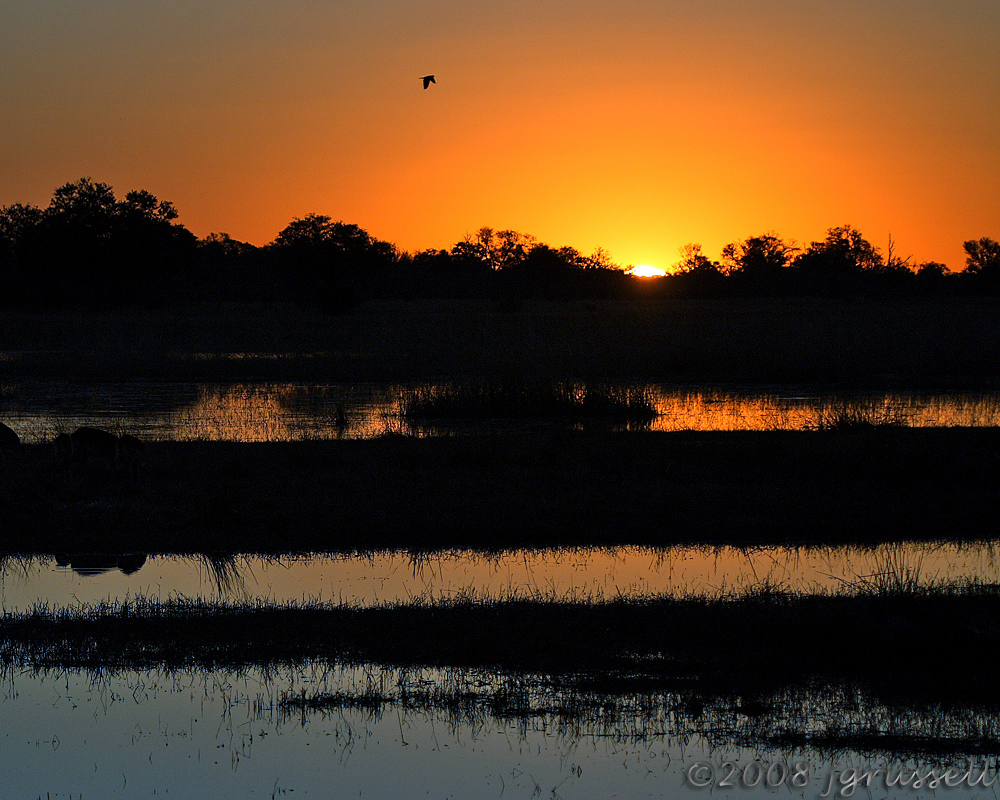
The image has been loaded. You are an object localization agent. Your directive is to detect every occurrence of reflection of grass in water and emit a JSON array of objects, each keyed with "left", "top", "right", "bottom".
[
  {"left": 0, "top": 553, "right": 35, "bottom": 578},
  {"left": 169, "top": 384, "right": 297, "bottom": 442},
  {"left": 166, "top": 384, "right": 374, "bottom": 441},
  {"left": 7, "top": 586, "right": 1000, "bottom": 756},
  {"left": 832, "top": 548, "right": 929, "bottom": 595},
  {"left": 399, "top": 381, "right": 658, "bottom": 422},
  {"left": 5, "top": 586, "right": 1000, "bottom": 701},
  {"left": 197, "top": 553, "right": 247, "bottom": 596},
  {"left": 276, "top": 667, "right": 1000, "bottom": 759}
]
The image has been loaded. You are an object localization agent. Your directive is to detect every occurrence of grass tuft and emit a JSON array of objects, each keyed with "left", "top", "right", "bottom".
[{"left": 810, "top": 399, "right": 912, "bottom": 431}]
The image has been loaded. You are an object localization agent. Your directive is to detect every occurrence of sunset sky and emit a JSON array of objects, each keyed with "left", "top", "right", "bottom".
[{"left": 3, "top": 0, "right": 997, "bottom": 271}]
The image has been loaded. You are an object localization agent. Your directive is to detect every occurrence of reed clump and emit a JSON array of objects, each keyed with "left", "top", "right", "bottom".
[
  {"left": 811, "top": 399, "right": 912, "bottom": 431},
  {"left": 399, "top": 380, "right": 658, "bottom": 423}
]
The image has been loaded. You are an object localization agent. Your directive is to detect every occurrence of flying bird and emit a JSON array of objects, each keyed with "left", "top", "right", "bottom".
[{"left": 420, "top": 75, "right": 435, "bottom": 89}]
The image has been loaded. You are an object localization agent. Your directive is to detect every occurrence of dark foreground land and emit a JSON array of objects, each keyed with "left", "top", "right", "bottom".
[{"left": 3, "top": 426, "right": 998, "bottom": 554}]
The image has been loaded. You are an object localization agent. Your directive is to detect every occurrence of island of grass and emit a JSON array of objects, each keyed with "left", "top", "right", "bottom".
[{"left": 3, "top": 424, "right": 998, "bottom": 555}]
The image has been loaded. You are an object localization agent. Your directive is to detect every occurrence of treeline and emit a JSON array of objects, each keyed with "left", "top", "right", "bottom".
[{"left": 2, "top": 178, "right": 999, "bottom": 308}]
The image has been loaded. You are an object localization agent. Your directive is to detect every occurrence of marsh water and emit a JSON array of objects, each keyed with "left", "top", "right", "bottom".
[
  {"left": 2, "top": 380, "right": 1000, "bottom": 441},
  {"left": 4, "top": 380, "right": 1000, "bottom": 797},
  {"left": 6, "top": 661, "right": 997, "bottom": 800},
  {"left": 5, "top": 542, "right": 1000, "bottom": 798},
  {"left": 11, "top": 662, "right": 994, "bottom": 800}
]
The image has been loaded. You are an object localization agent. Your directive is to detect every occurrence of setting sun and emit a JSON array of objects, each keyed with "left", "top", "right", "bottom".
[{"left": 630, "top": 265, "right": 667, "bottom": 278}]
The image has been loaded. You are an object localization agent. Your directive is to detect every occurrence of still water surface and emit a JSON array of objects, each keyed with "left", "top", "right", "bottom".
[
  {"left": 5, "top": 543, "right": 998, "bottom": 798},
  {"left": 4, "top": 542, "right": 1000, "bottom": 612},
  {"left": 8, "top": 663, "right": 985, "bottom": 799}
]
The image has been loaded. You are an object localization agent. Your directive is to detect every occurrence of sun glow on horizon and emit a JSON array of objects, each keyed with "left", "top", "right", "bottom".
[
  {"left": 1, "top": 1, "right": 996, "bottom": 271},
  {"left": 629, "top": 265, "right": 667, "bottom": 278}
]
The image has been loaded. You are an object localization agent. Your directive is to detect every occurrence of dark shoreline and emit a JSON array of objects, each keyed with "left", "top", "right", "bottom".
[
  {"left": 3, "top": 426, "right": 998, "bottom": 554},
  {"left": 2, "top": 297, "right": 1000, "bottom": 388}
]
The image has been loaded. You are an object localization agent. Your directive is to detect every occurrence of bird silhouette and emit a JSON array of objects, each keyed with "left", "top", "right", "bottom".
[{"left": 420, "top": 75, "right": 435, "bottom": 89}]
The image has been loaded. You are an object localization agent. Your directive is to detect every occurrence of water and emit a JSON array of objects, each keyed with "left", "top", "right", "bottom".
[
  {"left": 3, "top": 661, "right": 998, "bottom": 798},
  {"left": 4, "top": 379, "right": 1000, "bottom": 796},
  {"left": 2, "top": 381, "right": 999, "bottom": 442},
  {"left": 3, "top": 542, "right": 1000, "bottom": 612},
  {"left": 5, "top": 543, "right": 1000, "bottom": 798},
  {"left": 4, "top": 665, "right": 672, "bottom": 799}
]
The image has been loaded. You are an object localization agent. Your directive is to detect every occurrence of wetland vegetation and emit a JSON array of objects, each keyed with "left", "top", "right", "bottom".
[
  {"left": 6, "top": 584, "right": 996, "bottom": 700},
  {"left": 5, "top": 581, "right": 1000, "bottom": 758}
]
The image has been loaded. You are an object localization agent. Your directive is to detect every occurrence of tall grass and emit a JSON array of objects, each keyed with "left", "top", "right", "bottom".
[
  {"left": 5, "top": 587, "right": 1000, "bottom": 700},
  {"left": 833, "top": 549, "right": 929, "bottom": 594}
]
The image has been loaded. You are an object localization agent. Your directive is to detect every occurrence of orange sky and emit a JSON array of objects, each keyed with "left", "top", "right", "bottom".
[{"left": 2, "top": 0, "right": 998, "bottom": 270}]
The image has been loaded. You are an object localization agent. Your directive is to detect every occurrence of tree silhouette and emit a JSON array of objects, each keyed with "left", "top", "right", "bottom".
[
  {"left": 48, "top": 177, "right": 119, "bottom": 226},
  {"left": 721, "top": 234, "right": 797, "bottom": 276},
  {"left": 718, "top": 234, "right": 799, "bottom": 296},
  {"left": 584, "top": 246, "right": 618, "bottom": 271},
  {"left": 963, "top": 237, "right": 1000, "bottom": 285},
  {"left": 790, "top": 225, "right": 886, "bottom": 294},
  {"left": 196, "top": 233, "right": 264, "bottom": 301},
  {"left": 269, "top": 213, "right": 398, "bottom": 309},
  {"left": 675, "top": 244, "right": 720, "bottom": 274},
  {"left": 669, "top": 244, "right": 725, "bottom": 296},
  {"left": 452, "top": 227, "right": 536, "bottom": 272},
  {"left": 1, "top": 178, "right": 196, "bottom": 305},
  {"left": 3, "top": 177, "right": 998, "bottom": 305},
  {"left": 122, "top": 189, "right": 179, "bottom": 221},
  {"left": 0, "top": 202, "right": 44, "bottom": 294},
  {"left": 796, "top": 225, "right": 882, "bottom": 274}
]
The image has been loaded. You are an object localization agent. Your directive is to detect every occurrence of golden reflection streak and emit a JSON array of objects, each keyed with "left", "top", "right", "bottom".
[
  {"left": 165, "top": 384, "right": 391, "bottom": 441},
  {"left": 646, "top": 389, "right": 1000, "bottom": 431},
  {"left": 5, "top": 542, "right": 1000, "bottom": 613},
  {"left": 170, "top": 542, "right": 1000, "bottom": 605}
]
